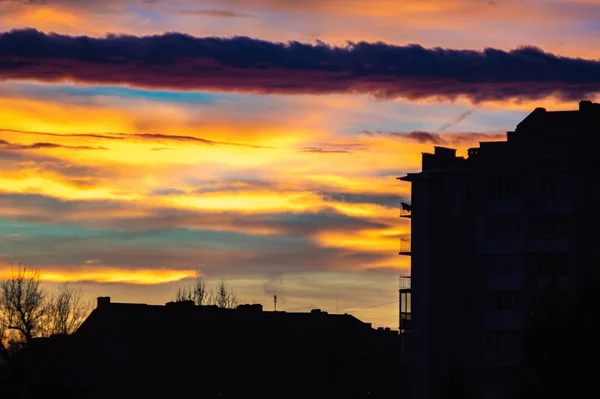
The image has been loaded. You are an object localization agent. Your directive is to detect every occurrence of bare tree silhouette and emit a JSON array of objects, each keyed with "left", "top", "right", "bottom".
[
  {"left": 174, "top": 286, "right": 193, "bottom": 303},
  {"left": 0, "top": 265, "right": 47, "bottom": 345},
  {"left": 46, "top": 283, "right": 90, "bottom": 336},
  {"left": 0, "top": 266, "right": 92, "bottom": 365},
  {"left": 213, "top": 279, "right": 238, "bottom": 309},
  {"left": 174, "top": 278, "right": 239, "bottom": 308},
  {"left": 192, "top": 277, "right": 208, "bottom": 306},
  {"left": 174, "top": 276, "right": 209, "bottom": 305}
]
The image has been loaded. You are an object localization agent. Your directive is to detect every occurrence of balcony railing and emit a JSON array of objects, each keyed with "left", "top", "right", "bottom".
[
  {"left": 399, "top": 276, "right": 411, "bottom": 290},
  {"left": 399, "top": 201, "right": 412, "bottom": 218},
  {"left": 400, "top": 313, "right": 412, "bottom": 332},
  {"left": 399, "top": 238, "right": 411, "bottom": 255}
]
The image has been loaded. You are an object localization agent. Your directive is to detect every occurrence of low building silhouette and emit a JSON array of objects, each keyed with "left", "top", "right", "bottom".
[
  {"left": 10, "top": 297, "right": 401, "bottom": 398},
  {"left": 399, "top": 101, "right": 599, "bottom": 399}
]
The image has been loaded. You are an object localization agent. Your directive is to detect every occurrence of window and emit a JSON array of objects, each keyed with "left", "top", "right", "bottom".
[
  {"left": 485, "top": 330, "right": 523, "bottom": 353},
  {"left": 465, "top": 185, "right": 474, "bottom": 204},
  {"left": 527, "top": 253, "right": 568, "bottom": 276},
  {"left": 593, "top": 182, "right": 600, "bottom": 201},
  {"left": 486, "top": 176, "right": 522, "bottom": 199},
  {"left": 540, "top": 158, "right": 555, "bottom": 169},
  {"left": 464, "top": 221, "right": 474, "bottom": 238},
  {"left": 557, "top": 175, "right": 572, "bottom": 199},
  {"left": 487, "top": 177, "right": 503, "bottom": 199},
  {"left": 530, "top": 215, "right": 570, "bottom": 238},
  {"left": 485, "top": 291, "right": 524, "bottom": 312},
  {"left": 528, "top": 175, "right": 572, "bottom": 199},
  {"left": 486, "top": 366, "right": 520, "bottom": 385},
  {"left": 505, "top": 177, "right": 522, "bottom": 198},
  {"left": 485, "top": 215, "right": 523, "bottom": 238},
  {"left": 484, "top": 255, "right": 522, "bottom": 275},
  {"left": 594, "top": 223, "right": 600, "bottom": 238}
]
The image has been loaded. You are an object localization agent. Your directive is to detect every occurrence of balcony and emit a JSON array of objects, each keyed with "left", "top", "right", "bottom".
[
  {"left": 399, "top": 201, "right": 412, "bottom": 218},
  {"left": 399, "top": 275, "right": 411, "bottom": 290},
  {"left": 400, "top": 313, "right": 412, "bottom": 332},
  {"left": 399, "top": 238, "right": 411, "bottom": 255},
  {"left": 399, "top": 280, "right": 411, "bottom": 333}
]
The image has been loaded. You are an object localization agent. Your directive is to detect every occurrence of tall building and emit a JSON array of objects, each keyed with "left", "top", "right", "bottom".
[{"left": 398, "top": 101, "right": 600, "bottom": 399}]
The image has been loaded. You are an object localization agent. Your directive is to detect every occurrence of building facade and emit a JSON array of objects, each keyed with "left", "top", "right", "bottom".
[{"left": 399, "top": 101, "right": 600, "bottom": 399}]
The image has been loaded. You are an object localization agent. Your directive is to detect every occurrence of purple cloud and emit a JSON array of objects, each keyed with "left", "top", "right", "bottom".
[{"left": 1, "top": 29, "right": 600, "bottom": 101}]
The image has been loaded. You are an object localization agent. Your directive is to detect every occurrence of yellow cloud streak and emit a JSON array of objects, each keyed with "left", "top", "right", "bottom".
[
  {"left": 0, "top": 267, "right": 200, "bottom": 285},
  {"left": 164, "top": 190, "right": 399, "bottom": 218},
  {"left": 0, "top": 175, "right": 139, "bottom": 201},
  {"left": 316, "top": 227, "right": 408, "bottom": 252},
  {"left": 0, "top": 92, "right": 520, "bottom": 232}
]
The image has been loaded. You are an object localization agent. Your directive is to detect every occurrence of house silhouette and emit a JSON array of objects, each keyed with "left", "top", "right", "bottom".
[{"left": 7, "top": 297, "right": 401, "bottom": 399}]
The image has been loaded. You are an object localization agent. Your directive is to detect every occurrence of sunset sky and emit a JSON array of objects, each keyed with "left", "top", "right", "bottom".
[{"left": 1, "top": 0, "right": 599, "bottom": 328}]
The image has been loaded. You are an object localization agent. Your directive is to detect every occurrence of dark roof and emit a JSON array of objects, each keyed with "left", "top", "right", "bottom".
[
  {"left": 517, "top": 100, "right": 600, "bottom": 131},
  {"left": 398, "top": 100, "right": 600, "bottom": 180},
  {"left": 74, "top": 298, "right": 379, "bottom": 347},
  {"left": 12, "top": 298, "right": 402, "bottom": 399}
]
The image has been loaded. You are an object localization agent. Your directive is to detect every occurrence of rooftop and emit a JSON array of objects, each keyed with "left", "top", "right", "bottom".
[
  {"left": 398, "top": 100, "right": 599, "bottom": 180},
  {"left": 75, "top": 297, "right": 380, "bottom": 339},
  {"left": 517, "top": 100, "right": 600, "bottom": 131}
]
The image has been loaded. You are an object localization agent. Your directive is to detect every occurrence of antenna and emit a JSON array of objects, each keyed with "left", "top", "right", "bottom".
[{"left": 274, "top": 295, "right": 277, "bottom": 312}]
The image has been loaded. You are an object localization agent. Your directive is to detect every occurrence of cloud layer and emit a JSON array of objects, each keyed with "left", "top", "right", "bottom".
[
  {"left": 2, "top": 29, "right": 600, "bottom": 102},
  {"left": 0, "top": 0, "right": 592, "bottom": 329}
]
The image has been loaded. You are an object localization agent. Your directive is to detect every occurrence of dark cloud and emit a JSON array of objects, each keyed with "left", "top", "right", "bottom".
[
  {"left": 362, "top": 130, "right": 445, "bottom": 144},
  {"left": 1, "top": 29, "right": 600, "bottom": 101},
  {"left": 448, "top": 131, "right": 507, "bottom": 144},
  {"left": 0, "top": 128, "right": 125, "bottom": 141},
  {"left": 0, "top": 146, "right": 115, "bottom": 190},
  {"left": 299, "top": 147, "right": 350, "bottom": 154},
  {"left": 396, "top": 131, "right": 445, "bottom": 144},
  {"left": 0, "top": 138, "right": 105, "bottom": 150},
  {"left": 299, "top": 142, "right": 366, "bottom": 153},
  {"left": 362, "top": 130, "right": 506, "bottom": 145},
  {"left": 0, "top": 128, "right": 272, "bottom": 149},
  {"left": 189, "top": 178, "right": 280, "bottom": 194},
  {"left": 439, "top": 109, "right": 474, "bottom": 132},
  {"left": 127, "top": 133, "right": 271, "bottom": 148},
  {"left": 150, "top": 188, "right": 187, "bottom": 196},
  {"left": 320, "top": 192, "right": 400, "bottom": 209}
]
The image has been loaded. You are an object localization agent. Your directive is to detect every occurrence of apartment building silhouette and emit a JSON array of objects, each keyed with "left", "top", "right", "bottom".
[{"left": 398, "top": 101, "right": 600, "bottom": 399}]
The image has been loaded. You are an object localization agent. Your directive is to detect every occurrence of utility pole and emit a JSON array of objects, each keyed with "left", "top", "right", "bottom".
[{"left": 274, "top": 295, "right": 277, "bottom": 312}]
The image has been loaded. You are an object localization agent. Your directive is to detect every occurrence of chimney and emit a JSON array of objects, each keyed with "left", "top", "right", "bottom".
[
  {"left": 97, "top": 296, "right": 111, "bottom": 308},
  {"left": 165, "top": 300, "right": 194, "bottom": 308},
  {"left": 580, "top": 100, "right": 594, "bottom": 111},
  {"left": 237, "top": 304, "right": 263, "bottom": 312}
]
